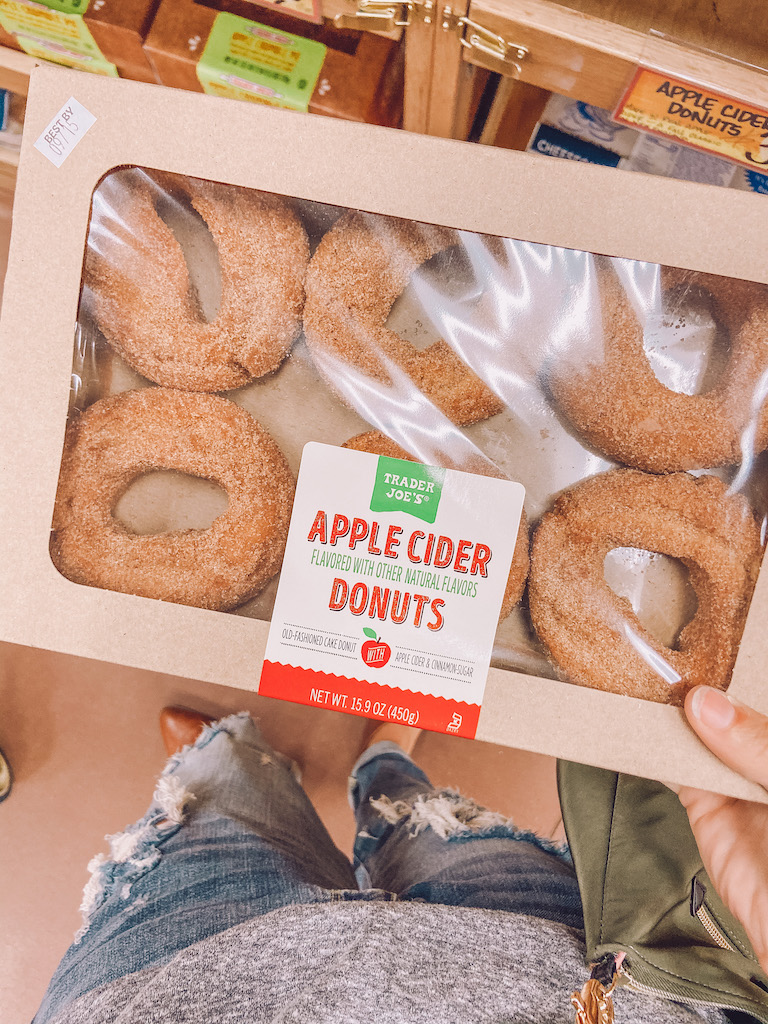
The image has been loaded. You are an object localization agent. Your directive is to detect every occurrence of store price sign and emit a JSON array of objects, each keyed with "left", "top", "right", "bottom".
[
  {"left": 615, "top": 67, "right": 768, "bottom": 169},
  {"left": 260, "top": 443, "right": 524, "bottom": 738}
]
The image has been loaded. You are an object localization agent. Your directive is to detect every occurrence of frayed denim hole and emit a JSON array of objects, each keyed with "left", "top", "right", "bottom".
[
  {"left": 368, "top": 790, "right": 571, "bottom": 863},
  {"left": 74, "top": 781, "right": 195, "bottom": 944}
]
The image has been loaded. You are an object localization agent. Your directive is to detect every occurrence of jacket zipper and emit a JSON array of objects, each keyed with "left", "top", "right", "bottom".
[
  {"left": 596, "top": 880, "right": 767, "bottom": 1020},
  {"left": 696, "top": 904, "right": 736, "bottom": 951},
  {"left": 617, "top": 961, "right": 743, "bottom": 1014},
  {"left": 690, "top": 877, "right": 736, "bottom": 951}
]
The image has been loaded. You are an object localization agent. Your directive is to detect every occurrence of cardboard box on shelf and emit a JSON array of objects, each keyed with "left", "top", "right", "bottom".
[
  {"left": 0, "top": 0, "right": 161, "bottom": 83},
  {"left": 203, "top": 0, "right": 401, "bottom": 38},
  {"left": 2, "top": 66, "right": 768, "bottom": 802},
  {"left": 215, "top": 0, "right": 324, "bottom": 27},
  {"left": 83, "top": 0, "right": 162, "bottom": 84},
  {"left": 0, "top": 19, "right": 18, "bottom": 50},
  {"left": 144, "top": 0, "right": 403, "bottom": 126}
]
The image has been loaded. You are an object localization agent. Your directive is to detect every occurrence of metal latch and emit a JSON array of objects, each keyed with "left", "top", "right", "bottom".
[
  {"left": 335, "top": 0, "right": 433, "bottom": 31},
  {"left": 442, "top": 7, "right": 527, "bottom": 76}
]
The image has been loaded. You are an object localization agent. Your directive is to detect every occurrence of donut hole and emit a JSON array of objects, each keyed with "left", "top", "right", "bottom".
[
  {"left": 387, "top": 246, "right": 478, "bottom": 352},
  {"left": 603, "top": 547, "right": 698, "bottom": 650},
  {"left": 155, "top": 192, "right": 222, "bottom": 323},
  {"left": 114, "top": 471, "right": 229, "bottom": 535},
  {"left": 643, "top": 283, "right": 728, "bottom": 396}
]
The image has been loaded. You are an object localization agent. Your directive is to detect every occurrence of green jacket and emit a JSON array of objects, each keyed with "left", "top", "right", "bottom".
[{"left": 558, "top": 761, "right": 768, "bottom": 1022}]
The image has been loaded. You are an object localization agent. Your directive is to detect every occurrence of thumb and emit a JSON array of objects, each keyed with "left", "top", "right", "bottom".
[{"left": 685, "top": 686, "right": 768, "bottom": 791}]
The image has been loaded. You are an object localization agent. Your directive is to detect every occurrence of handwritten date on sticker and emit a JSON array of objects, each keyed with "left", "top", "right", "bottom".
[{"left": 34, "top": 97, "right": 96, "bottom": 168}]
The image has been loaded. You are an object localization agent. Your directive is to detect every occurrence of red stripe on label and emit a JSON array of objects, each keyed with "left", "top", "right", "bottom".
[{"left": 259, "top": 660, "right": 480, "bottom": 738}]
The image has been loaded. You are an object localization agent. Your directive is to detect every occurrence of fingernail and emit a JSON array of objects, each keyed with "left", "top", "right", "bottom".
[{"left": 690, "top": 687, "right": 736, "bottom": 730}]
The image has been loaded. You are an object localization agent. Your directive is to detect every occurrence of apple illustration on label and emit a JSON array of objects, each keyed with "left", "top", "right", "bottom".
[{"left": 361, "top": 628, "right": 391, "bottom": 668}]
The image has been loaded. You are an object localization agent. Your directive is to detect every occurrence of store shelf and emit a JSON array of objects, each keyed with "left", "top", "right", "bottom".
[
  {"left": 1, "top": 2, "right": 767, "bottom": 157},
  {"left": 392, "top": 0, "right": 768, "bottom": 140},
  {"left": 554, "top": 0, "right": 768, "bottom": 80},
  {"left": 0, "top": 144, "right": 18, "bottom": 191},
  {"left": 0, "top": 46, "right": 33, "bottom": 192},
  {"left": 0, "top": 45, "right": 36, "bottom": 97},
  {"left": 463, "top": 0, "right": 768, "bottom": 110}
]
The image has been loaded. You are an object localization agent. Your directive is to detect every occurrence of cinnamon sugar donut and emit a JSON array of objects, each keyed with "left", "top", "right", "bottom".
[
  {"left": 85, "top": 172, "right": 308, "bottom": 391},
  {"left": 548, "top": 261, "right": 768, "bottom": 472},
  {"left": 51, "top": 388, "right": 294, "bottom": 611},
  {"left": 343, "top": 431, "right": 529, "bottom": 619},
  {"left": 304, "top": 213, "right": 504, "bottom": 426},
  {"left": 529, "top": 469, "right": 762, "bottom": 704}
]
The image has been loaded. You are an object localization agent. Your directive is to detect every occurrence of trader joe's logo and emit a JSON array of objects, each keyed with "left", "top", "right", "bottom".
[{"left": 370, "top": 456, "right": 444, "bottom": 524}]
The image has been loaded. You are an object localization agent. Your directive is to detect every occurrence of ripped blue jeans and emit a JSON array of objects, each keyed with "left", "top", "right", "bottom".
[{"left": 35, "top": 713, "right": 583, "bottom": 1023}]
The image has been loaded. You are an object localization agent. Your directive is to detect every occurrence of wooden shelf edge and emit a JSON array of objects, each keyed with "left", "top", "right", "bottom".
[
  {"left": 0, "top": 145, "right": 18, "bottom": 190},
  {"left": 466, "top": 0, "right": 768, "bottom": 111},
  {"left": 0, "top": 45, "right": 35, "bottom": 96}
]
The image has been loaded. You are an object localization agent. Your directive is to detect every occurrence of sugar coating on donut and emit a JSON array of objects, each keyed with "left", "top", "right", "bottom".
[
  {"left": 51, "top": 388, "right": 295, "bottom": 611},
  {"left": 342, "top": 430, "right": 528, "bottom": 620},
  {"left": 85, "top": 173, "right": 309, "bottom": 392},
  {"left": 529, "top": 469, "right": 763, "bottom": 704},
  {"left": 548, "top": 261, "right": 768, "bottom": 472},
  {"left": 304, "top": 212, "right": 504, "bottom": 427}
]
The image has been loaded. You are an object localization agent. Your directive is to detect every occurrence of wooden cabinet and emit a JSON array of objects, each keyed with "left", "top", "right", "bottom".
[
  {"left": 334, "top": 0, "right": 768, "bottom": 139},
  {"left": 0, "top": 44, "right": 34, "bottom": 96},
  {"left": 2, "top": 0, "right": 768, "bottom": 172}
]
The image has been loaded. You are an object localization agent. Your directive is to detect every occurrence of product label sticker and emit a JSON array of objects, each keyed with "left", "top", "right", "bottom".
[
  {"left": 13, "top": 32, "right": 118, "bottom": 73},
  {"left": 34, "top": 96, "right": 96, "bottom": 167},
  {"left": 625, "top": 132, "right": 736, "bottom": 187},
  {"left": 238, "top": 0, "right": 323, "bottom": 27},
  {"left": 0, "top": 0, "right": 118, "bottom": 73},
  {"left": 615, "top": 67, "right": 768, "bottom": 169},
  {"left": 260, "top": 443, "right": 525, "bottom": 739},
  {"left": 529, "top": 122, "right": 622, "bottom": 167},
  {"left": 7, "top": 0, "right": 89, "bottom": 12},
  {"left": 196, "top": 11, "right": 326, "bottom": 112}
]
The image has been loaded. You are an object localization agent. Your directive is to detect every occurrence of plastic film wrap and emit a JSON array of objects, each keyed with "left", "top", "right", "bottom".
[{"left": 50, "top": 165, "right": 768, "bottom": 706}]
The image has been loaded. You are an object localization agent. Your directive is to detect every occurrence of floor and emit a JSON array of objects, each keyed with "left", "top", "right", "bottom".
[{"left": 0, "top": 640, "right": 563, "bottom": 1024}]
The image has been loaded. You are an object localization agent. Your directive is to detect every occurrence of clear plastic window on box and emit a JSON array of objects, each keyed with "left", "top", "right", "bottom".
[{"left": 50, "top": 165, "right": 768, "bottom": 706}]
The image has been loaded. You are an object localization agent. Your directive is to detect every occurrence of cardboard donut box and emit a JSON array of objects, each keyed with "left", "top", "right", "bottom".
[{"left": 1, "top": 66, "right": 768, "bottom": 801}]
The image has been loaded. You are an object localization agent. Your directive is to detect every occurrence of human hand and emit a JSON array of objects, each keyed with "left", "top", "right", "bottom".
[{"left": 676, "top": 685, "right": 768, "bottom": 973}]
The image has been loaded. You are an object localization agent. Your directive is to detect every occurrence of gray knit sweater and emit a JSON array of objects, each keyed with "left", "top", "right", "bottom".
[{"left": 48, "top": 901, "right": 730, "bottom": 1024}]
